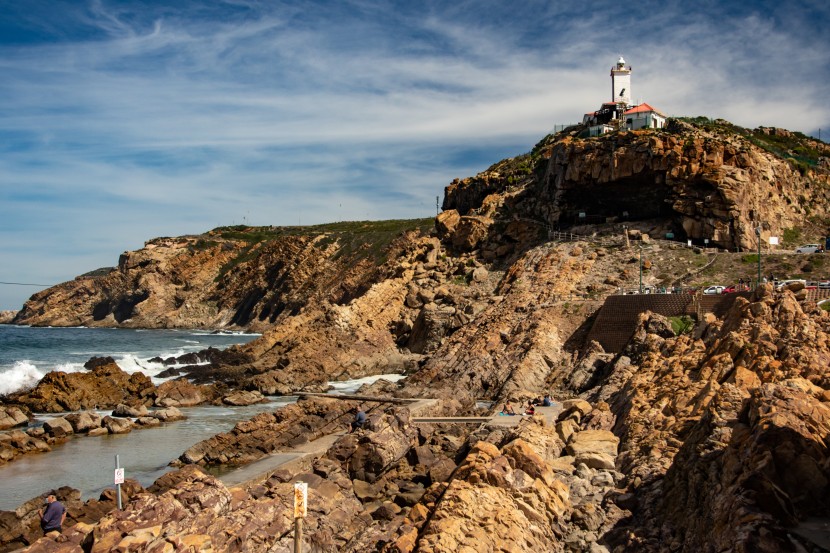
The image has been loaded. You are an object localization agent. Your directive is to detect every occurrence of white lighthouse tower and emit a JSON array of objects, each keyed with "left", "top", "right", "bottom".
[{"left": 611, "top": 56, "right": 631, "bottom": 106}]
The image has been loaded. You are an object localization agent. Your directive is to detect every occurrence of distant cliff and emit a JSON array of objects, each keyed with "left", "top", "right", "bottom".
[{"left": 12, "top": 221, "right": 434, "bottom": 331}]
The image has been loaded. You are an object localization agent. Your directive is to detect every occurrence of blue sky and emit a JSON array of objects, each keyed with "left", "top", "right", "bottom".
[{"left": 1, "top": 0, "right": 828, "bottom": 310}]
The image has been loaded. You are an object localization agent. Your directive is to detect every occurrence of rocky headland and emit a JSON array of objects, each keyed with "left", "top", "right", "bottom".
[{"left": 3, "top": 119, "right": 830, "bottom": 552}]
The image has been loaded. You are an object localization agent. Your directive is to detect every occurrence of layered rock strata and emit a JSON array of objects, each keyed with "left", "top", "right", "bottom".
[
  {"left": 442, "top": 122, "right": 830, "bottom": 255},
  {"left": 578, "top": 286, "right": 830, "bottom": 551}
]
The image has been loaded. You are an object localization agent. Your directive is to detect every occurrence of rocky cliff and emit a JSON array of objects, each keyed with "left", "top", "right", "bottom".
[
  {"left": 441, "top": 120, "right": 830, "bottom": 256},
  {"left": 6, "top": 120, "right": 830, "bottom": 552},
  {"left": 12, "top": 221, "right": 435, "bottom": 330},
  {"left": 20, "top": 282, "right": 830, "bottom": 552}
]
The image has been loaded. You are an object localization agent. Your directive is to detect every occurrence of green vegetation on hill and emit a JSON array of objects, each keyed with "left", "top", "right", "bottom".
[
  {"left": 80, "top": 267, "right": 116, "bottom": 278},
  {"left": 211, "top": 218, "right": 436, "bottom": 279},
  {"left": 674, "top": 116, "right": 824, "bottom": 175}
]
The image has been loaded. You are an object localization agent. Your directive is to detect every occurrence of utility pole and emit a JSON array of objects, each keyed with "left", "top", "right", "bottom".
[{"left": 436, "top": 196, "right": 439, "bottom": 217}]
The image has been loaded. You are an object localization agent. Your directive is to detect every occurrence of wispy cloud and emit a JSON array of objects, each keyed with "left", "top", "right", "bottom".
[{"left": 1, "top": 0, "right": 828, "bottom": 308}]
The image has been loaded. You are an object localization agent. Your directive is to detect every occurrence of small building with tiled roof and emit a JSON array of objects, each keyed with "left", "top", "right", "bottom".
[{"left": 624, "top": 102, "right": 666, "bottom": 131}]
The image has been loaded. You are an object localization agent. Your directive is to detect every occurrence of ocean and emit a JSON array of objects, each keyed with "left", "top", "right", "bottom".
[
  {"left": 0, "top": 325, "right": 404, "bottom": 510},
  {"left": 0, "top": 325, "right": 260, "bottom": 395}
]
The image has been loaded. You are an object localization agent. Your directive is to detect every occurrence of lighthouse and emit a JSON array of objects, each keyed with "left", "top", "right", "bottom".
[{"left": 611, "top": 56, "right": 631, "bottom": 106}]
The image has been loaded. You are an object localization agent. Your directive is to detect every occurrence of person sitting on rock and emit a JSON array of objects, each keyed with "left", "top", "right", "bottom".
[
  {"left": 350, "top": 407, "right": 367, "bottom": 432},
  {"left": 501, "top": 401, "right": 516, "bottom": 415},
  {"left": 39, "top": 494, "right": 66, "bottom": 535},
  {"left": 542, "top": 394, "right": 553, "bottom": 407},
  {"left": 525, "top": 402, "right": 536, "bottom": 416}
]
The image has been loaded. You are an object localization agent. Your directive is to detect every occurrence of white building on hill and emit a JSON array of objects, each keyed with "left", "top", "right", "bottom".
[{"left": 582, "top": 57, "right": 666, "bottom": 136}]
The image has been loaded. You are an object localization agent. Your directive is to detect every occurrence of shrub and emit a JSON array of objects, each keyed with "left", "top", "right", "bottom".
[{"left": 669, "top": 315, "right": 696, "bottom": 335}]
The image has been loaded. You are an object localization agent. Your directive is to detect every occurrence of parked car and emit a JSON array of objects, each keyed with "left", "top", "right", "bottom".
[
  {"left": 819, "top": 280, "right": 830, "bottom": 289},
  {"left": 795, "top": 244, "right": 822, "bottom": 253},
  {"left": 702, "top": 285, "right": 725, "bottom": 295},
  {"left": 722, "top": 285, "right": 738, "bottom": 293}
]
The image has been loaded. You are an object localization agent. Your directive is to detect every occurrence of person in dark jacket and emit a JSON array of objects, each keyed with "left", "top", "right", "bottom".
[
  {"left": 350, "top": 408, "right": 367, "bottom": 432},
  {"left": 39, "top": 494, "right": 66, "bottom": 534}
]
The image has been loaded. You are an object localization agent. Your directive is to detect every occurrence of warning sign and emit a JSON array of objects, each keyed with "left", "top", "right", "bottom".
[
  {"left": 294, "top": 482, "right": 307, "bottom": 518},
  {"left": 114, "top": 468, "right": 125, "bottom": 485}
]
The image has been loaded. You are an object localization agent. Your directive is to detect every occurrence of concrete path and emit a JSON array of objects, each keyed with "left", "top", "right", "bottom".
[
  {"left": 218, "top": 432, "right": 345, "bottom": 488},
  {"left": 216, "top": 397, "right": 561, "bottom": 489}
]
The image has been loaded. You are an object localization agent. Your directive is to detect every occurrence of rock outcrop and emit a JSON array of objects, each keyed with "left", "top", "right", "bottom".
[
  {"left": 442, "top": 123, "right": 830, "bottom": 256},
  {"left": 0, "top": 406, "right": 29, "bottom": 430},
  {"left": 5, "top": 358, "right": 155, "bottom": 413},
  {"left": 0, "top": 310, "right": 17, "bottom": 324},
  {"left": 574, "top": 286, "right": 830, "bottom": 551}
]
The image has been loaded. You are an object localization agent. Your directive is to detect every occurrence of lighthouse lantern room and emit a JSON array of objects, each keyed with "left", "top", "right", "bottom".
[{"left": 611, "top": 56, "right": 631, "bottom": 106}]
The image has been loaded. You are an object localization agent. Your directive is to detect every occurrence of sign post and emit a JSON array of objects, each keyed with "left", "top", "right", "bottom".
[
  {"left": 294, "top": 482, "right": 307, "bottom": 553},
  {"left": 114, "top": 455, "right": 124, "bottom": 510}
]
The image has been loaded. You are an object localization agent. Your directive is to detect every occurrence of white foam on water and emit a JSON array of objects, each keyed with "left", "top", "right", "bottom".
[
  {"left": 115, "top": 354, "right": 172, "bottom": 380},
  {"left": 0, "top": 361, "right": 45, "bottom": 395},
  {"left": 327, "top": 373, "right": 407, "bottom": 394},
  {"left": 54, "top": 362, "right": 86, "bottom": 373}
]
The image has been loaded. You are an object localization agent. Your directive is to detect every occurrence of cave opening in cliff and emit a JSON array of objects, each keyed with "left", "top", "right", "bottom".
[{"left": 560, "top": 175, "right": 671, "bottom": 226}]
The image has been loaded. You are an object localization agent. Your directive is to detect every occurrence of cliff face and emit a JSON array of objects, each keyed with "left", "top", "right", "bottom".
[
  {"left": 442, "top": 121, "right": 830, "bottom": 255},
  {"left": 12, "top": 222, "right": 434, "bottom": 331}
]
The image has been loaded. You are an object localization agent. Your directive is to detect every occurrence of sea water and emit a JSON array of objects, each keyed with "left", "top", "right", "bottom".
[
  {"left": 0, "top": 325, "right": 260, "bottom": 395},
  {"left": 0, "top": 326, "right": 406, "bottom": 510}
]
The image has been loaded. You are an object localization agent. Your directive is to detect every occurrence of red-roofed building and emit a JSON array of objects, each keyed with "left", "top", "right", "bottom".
[{"left": 624, "top": 102, "right": 666, "bottom": 130}]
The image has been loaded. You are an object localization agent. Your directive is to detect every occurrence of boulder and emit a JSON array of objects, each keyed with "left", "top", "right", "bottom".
[
  {"left": 112, "top": 403, "right": 149, "bottom": 417},
  {"left": 451, "top": 215, "right": 494, "bottom": 251},
  {"left": 151, "top": 406, "right": 185, "bottom": 422},
  {"left": 42, "top": 417, "right": 74, "bottom": 438},
  {"left": 435, "top": 209, "right": 461, "bottom": 238},
  {"left": 135, "top": 416, "right": 161, "bottom": 427},
  {"left": 0, "top": 430, "right": 50, "bottom": 465},
  {"left": 154, "top": 379, "right": 208, "bottom": 407},
  {"left": 575, "top": 451, "right": 616, "bottom": 470},
  {"left": 471, "top": 266, "right": 489, "bottom": 283},
  {"left": 102, "top": 416, "right": 133, "bottom": 434},
  {"left": 64, "top": 411, "right": 102, "bottom": 433},
  {"left": 0, "top": 406, "right": 29, "bottom": 430},
  {"left": 221, "top": 390, "right": 266, "bottom": 406},
  {"left": 566, "top": 430, "right": 620, "bottom": 458}
]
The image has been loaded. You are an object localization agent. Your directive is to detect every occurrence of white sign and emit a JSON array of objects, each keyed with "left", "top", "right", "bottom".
[
  {"left": 294, "top": 482, "right": 307, "bottom": 519},
  {"left": 114, "top": 468, "right": 125, "bottom": 485},
  {"left": 769, "top": 236, "right": 779, "bottom": 245}
]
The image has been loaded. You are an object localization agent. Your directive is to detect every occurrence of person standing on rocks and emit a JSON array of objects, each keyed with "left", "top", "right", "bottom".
[
  {"left": 350, "top": 407, "right": 367, "bottom": 432},
  {"left": 39, "top": 494, "right": 66, "bottom": 535}
]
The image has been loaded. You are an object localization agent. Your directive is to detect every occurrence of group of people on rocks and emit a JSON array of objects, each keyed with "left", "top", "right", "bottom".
[{"left": 500, "top": 394, "right": 553, "bottom": 416}]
